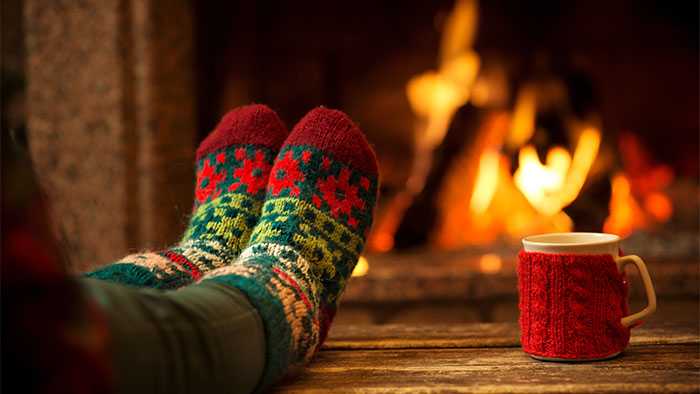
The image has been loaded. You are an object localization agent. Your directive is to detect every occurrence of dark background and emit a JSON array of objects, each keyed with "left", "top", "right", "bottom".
[
  {"left": 193, "top": 0, "right": 698, "bottom": 183},
  {"left": 5, "top": 0, "right": 697, "bottom": 184}
]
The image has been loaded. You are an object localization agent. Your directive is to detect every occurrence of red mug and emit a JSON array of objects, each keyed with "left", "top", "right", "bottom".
[{"left": 517, "top": 232, "right": 657, "bottom": 361}]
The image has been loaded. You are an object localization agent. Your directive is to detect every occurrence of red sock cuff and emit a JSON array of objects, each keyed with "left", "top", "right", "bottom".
[{"left": 517, "top": 250, "right": 631, "bottom": 359}]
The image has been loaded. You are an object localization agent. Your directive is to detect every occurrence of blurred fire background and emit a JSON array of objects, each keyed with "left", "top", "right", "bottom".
[{"left": 3, "top": 0, "right": 698, "bottom": 324}]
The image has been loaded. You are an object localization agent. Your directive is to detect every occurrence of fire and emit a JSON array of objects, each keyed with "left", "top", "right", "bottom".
[
  {"left": 514, "top": 127, "right": 601, "bottom": 216},
  {"left": 407, "top": 0, "right": 481, "bottom": 149},
  {"left": 564, "top": 127, "right": 602, "bottom": 203},
  {"left": 459, "top": 66, "right": 602, "bottom": 243},
  {"left": 603, "top": 132, "right": 674, "bottom": 236},
  {"left": 371, "top": 1, "right": 675, "bottom": 252},
  {"left": 407, "top": 0, "right": 480, "bottom": 150},
  {"left": 469, "top": 149, "right": 500, "bottom": 214},
  {"left": 369, "top": 0, "right": 481, "bottom": 251},
  {"left": 440, "top": 0, "right": 478, "bottom": 65},
  {"left": 644, "top": 192, "right": 673, "bottom": 222},
  {"left": 514, "top": 146, "right": 571, "bottom": 216},
  {"left": 604, "top": 174, "right": 647, "bottom": 236},
  {"left": 434, "top": 110, "right": 601, "bottom": 245},
  {"left": 507, "top": 85, "right": 536, "bottom": 149}
]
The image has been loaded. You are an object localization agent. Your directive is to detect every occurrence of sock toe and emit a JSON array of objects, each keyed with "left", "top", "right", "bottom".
[
  {"left": 197, "top": 104, "right": 288, "bottom": 159},
  {"left": 285, "top": 107, "right": 378, "bottom": 176}
]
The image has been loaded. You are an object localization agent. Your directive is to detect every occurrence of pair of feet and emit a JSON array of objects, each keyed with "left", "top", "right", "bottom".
[{"left": 87, "top": 105, "right": 379, "bottom": 387}]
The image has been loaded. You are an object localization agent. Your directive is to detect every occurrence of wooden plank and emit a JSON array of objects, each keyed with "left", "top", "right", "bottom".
[
  {"left": 276, "top": 344, "right": 700, "bottom": 393},
  {"left": 323, "top": 322, "right": 699, "bottom": 350},
  {"left": 324, "top": 323, "right": 519, "bottom": 349},
  {"left": 630, "top": 323, "right": 700, "bottom": 346}
]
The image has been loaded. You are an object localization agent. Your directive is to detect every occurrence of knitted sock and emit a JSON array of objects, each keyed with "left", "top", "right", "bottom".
[
  {"left": 200, "top": 107, "right": 379, "bottom": 389},
  {"left": 86, "top": 104, "right": 288, "bottom": 289}
]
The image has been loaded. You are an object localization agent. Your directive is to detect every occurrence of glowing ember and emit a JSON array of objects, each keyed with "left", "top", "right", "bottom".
[
  {"left": 369, "top": 231, "right": 395, "bottom": 253},
  {"left": 352, "top": 256, "right": 370, "bottom": 277},
  {"left": 479, "top": 253, "right": 502, "bottom": 273}
]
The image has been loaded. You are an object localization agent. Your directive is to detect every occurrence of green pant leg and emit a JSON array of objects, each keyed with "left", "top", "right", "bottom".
[{"left": 81, "top": 278, "right": 266, "bottom": 394}]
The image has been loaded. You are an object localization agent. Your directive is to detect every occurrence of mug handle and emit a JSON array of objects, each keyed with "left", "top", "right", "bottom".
[{"left": 615, "top": 255, "right": 657, "bottom": 328}]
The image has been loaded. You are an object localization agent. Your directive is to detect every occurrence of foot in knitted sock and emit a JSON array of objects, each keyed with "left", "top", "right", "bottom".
[
  {"left": 86, "top": 104, "right": 288, "bottom": 289},
  {"left": 200, "top": 107, "right": 379, "bottom": 389}
]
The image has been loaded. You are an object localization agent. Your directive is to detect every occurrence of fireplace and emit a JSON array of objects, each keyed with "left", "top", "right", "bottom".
[
  {"left": 11, "top": 0, "right": 698, "bottom": 325},
  {"left": 187, "top": 0, "right": 700, "bottom": 324}
]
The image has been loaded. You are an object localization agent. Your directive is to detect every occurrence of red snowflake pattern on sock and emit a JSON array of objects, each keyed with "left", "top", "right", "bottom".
[
  {"left": 316, "top": 167, "right": 364, "bottom": 227},
  {"left": 229, "top": 150, "right": 272, "bottom": 195},
  {"left": 359, "top": 176, "right": 370, "bottom": 191},
  {"left": 195, "top": 160, "right": 225, "bottom": 204},
  {"left": 321, "top": 156, "right": 331, "bottom": 170},
  {"left": 312, "top": 195, "right": 323, "bottom": 209},
  {"left": 269, "top": 151, "right": 304, "bottom": 196},
  {"left": 235, "top": 147, "right": 247, "bottom": 161},
  {"left": 301, "top": 151, "right": 312, "bottom": 163}
]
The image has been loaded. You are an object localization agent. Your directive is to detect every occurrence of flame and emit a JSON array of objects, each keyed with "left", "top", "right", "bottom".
[
  {"left": 563, "top": 127, "right": 602, "bottom": 204},
  {"left": 604, "top": 174, "right": 647, "bottom": 236},
  {"left": 470, "top": 149, "right": 500, "bottom": 214},
  {"left": 406, "top": 0, "right": 482, "bottom": 215},
  {"left": 370, "top": 0, "right": 481, "bottom": 251},
  {"left": 442, "top": 52, "right": 481, "bottom": 93},
  {"left": 514, "top": 146, "right": 571, "bottom": 215},
  {"left": 514, "top": 127, "right": 601, "bottom": 216},
  {"left": 507, "top": 85, "right": 536, "bottom": 149},
  {"left": 409, "top": 0, "right": 481, "bottom": 148},
  {"left": 368, "top": 231, "right": 395, "bottom": 252},
  {"left": 644, "top": 192, "right": 673, "bottom": 222},
  {"left": 374, "top": 1, "right": 675, "bottom": 251},
  {"left": 603, "top": 132, "right": 674, "bottom": 236},
  {"left": 352, "top": 256, "right": 370, "bottom": 277},
  {"left": 440, "top": 0, "right": 478, "bottom": 65},
  {"left": 407, "top": 72, "right": 464, "bottom": 120}
]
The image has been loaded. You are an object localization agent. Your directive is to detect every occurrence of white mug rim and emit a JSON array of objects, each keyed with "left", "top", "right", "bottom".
[{"left": 522, "top": 232, "right": 620, "bottom": 250}]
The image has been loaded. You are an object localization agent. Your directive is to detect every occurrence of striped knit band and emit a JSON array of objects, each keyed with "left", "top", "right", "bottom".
[{"left": 202, "top": 243, "right": 321, "bottom": 387}]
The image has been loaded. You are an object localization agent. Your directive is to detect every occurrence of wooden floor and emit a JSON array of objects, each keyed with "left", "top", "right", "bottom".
[{"left": 274, "top": 322, "right": 700, "bottom": 393}]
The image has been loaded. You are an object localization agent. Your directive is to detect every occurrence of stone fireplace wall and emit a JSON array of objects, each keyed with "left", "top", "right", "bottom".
[{"left": 24, "top": 0, "right": 196, "bottom": 271}]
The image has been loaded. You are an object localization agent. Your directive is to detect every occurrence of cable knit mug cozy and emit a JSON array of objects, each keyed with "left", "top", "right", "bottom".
[{"left": 517, "top": 232, "right": 657, "bottom": 361}]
